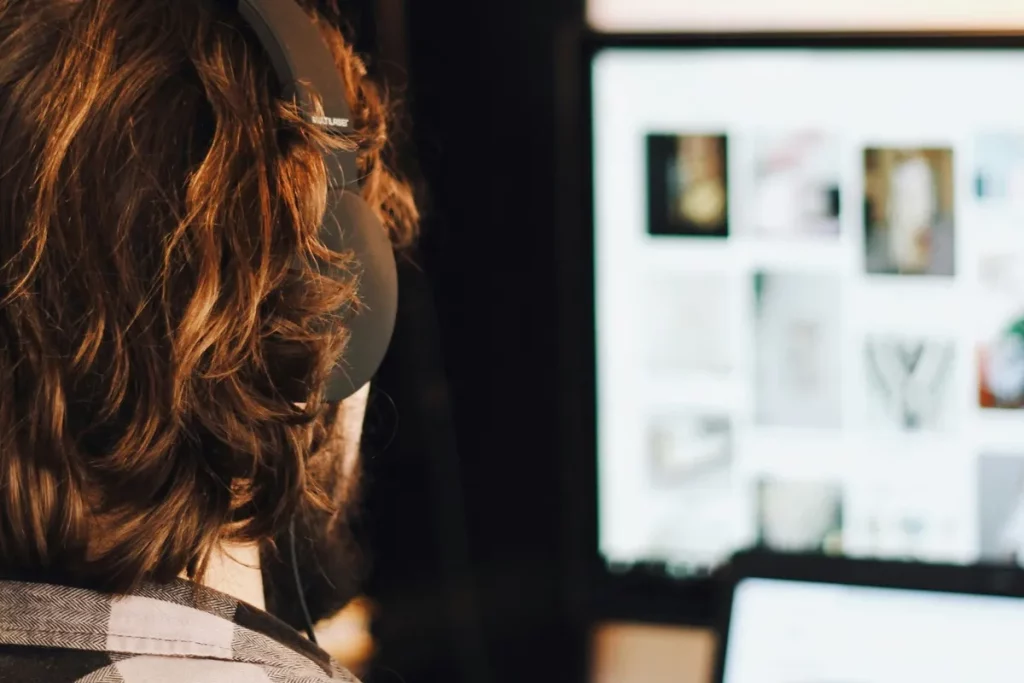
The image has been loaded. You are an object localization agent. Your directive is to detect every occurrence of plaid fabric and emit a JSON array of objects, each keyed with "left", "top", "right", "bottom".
[{"left": 0, "top": 579, "right": 357, "bottom": 683}]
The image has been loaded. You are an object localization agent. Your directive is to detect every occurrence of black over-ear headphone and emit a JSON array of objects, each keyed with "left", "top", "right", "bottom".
[
  {"left": 234, "top": 0, "right": 398, "bottom": 644},
  {"left": 237, "top": 0, "right": 399, "bottom": 405}
]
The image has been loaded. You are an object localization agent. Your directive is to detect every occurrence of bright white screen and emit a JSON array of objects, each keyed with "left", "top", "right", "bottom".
[
  {"left": 593, "top": 47, "right": 1024, "bottom": 575},
  {"left": 587, "top": 0, "right": 1024, "bottom": 33},
  {"left": 723, "top": 578, "right": 1024, "bottom": 683}
]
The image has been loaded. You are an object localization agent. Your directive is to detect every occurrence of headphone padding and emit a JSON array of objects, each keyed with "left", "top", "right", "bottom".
[{"left": 321, "top": 191, "right": 398, "bottom": 403}]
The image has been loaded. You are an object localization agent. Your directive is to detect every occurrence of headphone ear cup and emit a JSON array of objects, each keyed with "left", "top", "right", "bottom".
[{"left": 321, "top": 191, "right": 398, "bottom": 403}]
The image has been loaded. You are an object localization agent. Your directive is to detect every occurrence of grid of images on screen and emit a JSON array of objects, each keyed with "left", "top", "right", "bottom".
[{"left": 639, "top": 130, "right": 1024, "bottom": 576}]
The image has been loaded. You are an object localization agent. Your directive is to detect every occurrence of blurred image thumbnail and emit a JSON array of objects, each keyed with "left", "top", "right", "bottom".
[
  {"left": 847, "top": 476, "right": 962, "bottom": 563},
  {"left": 864, "top": 336, "right": 955, "bottom": 431},
  {"left": 647, "top": 133, "right": 728, "bottom": 237},
  {"left": 643, "top": 462, "right": 744, "bottom": 574},
  {"left": 976, "top": 132, "right": 1024, "bottom": 201},
  {"left": 649, "top": 414, "right": 731, "bottom": 487},
  {"left": 642, "top": 423, "right": 744, "bottom": 574},
  {"left": 864, "top": 148, "right": 955, "bottom": 276},
  {"left": 978, "top": 453, "right": 1024, "bottom": 565},
  {"left": 977, "top": 253, "right": 1024, "bottom": 410},
  {"left": 754, "top": 271, "right": 843, "bottom": 428},
  {"left": 756, "top": 479, "right": 843, "bottom": 554},
  {"left": 980, "top": 324, "right": 1024, "bottom": 410},
  {"left": 644, "top": 272, "right": 733, "bottom": 375},
  {"left": 751, "top": 130, "right": 841, "bottom": 238}
]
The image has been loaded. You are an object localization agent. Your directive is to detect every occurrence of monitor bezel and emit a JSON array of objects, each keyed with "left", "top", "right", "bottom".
[{"left": 560, "top": 29, "right": 1024, "bottom": 630}]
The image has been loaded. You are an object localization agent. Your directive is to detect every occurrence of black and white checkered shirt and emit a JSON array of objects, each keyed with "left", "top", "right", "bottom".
[{"left": 0, "top": 578, "right": 356, "bottom": 682}]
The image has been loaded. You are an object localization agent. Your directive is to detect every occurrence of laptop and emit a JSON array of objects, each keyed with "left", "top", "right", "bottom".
[{"left": 714, "top": 553, "right": 1024, "bottom": 683}]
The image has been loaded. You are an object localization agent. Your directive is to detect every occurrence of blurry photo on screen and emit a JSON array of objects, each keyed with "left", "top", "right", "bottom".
[
  {"left": 864, "top": 336, "right": 956, "bottom": 431},
  {"left": 754, "top": 271, "right": 842, "bottom": 428},
  {"left": 642, "top": 455, "right": 747, "bottom": 573},
  {"left": 864, "top": 147, "right": 955, "bottom": 276},
  {"left": 977, "top": 252, "right": 1024, "bottom": 410},
  {"left": 756, "top": 479, "right": 843, "bottom": 554},
  {"left": 847, "top": 476, "right": 962, "bottom": 562},
  {"left": 644, "top": 272, "right": 733, "bottom": 375},
  {"left": 648, "top": 414, "right": 732, "bottom": 487},
  {"left": 750, "top": 130, "right": 841, "bottom": 238},
  {"left": 978, "top": 453, "right": 1024, "bottom": 565},
  {"left": 976, "top": 132, "right": 1024, "bottom": 202},
  {"left": 646, "top": 133, "right": 729, "bottom": 237}
]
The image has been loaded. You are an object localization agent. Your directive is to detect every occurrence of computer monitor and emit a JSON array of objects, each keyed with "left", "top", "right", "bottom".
[
  {"left": 586, "top": 0, "right": 1024, "bottom": 33},
  {"left": 719, "top": 561, "right": 1024, "bottom": 683},
  {"left": 589, "top": 35, "right": 1024, "bottom": 580}
]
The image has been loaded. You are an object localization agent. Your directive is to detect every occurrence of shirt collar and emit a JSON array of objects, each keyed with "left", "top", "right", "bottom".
[{"left": 0, "top": 578, "right": 343, "bottom": 680}]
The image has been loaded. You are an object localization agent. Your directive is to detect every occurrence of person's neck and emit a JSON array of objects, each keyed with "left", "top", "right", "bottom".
[{"left": 184, "top": 541, "right": 266, "bottom": 611}]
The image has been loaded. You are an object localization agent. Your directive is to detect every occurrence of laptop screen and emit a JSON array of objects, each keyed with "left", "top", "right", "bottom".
[
  {"left": 722, "top": 577, "right": 1024, "bottom": 682},
  {"left": 592, "top": 44, "right": 1024, "bottom": 578}
]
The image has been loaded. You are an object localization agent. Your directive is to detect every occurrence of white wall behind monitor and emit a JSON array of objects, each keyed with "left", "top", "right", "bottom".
[{"left": 588, "top": 0, "right": 1024, "bottom": 33}]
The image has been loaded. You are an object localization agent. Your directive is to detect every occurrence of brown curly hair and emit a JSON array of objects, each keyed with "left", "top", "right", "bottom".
[{"left": 0, "top": 0, "right": 417, "bottom": 592}]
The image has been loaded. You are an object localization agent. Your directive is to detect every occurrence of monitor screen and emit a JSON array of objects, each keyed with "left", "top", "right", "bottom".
[
  {"left": 592, "top": 44, "right": 1024, "bottom": 577},
  {"left": 722, "top": 577, "right": 1024, "bottom": 682},
  {"left": 587, "top": 0, "right": 1024, "bottom": 32}
]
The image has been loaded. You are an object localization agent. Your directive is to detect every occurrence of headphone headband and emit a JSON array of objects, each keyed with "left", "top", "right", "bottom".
[{"left": 237, "top": 0, "right": 358, "bottom": 189}]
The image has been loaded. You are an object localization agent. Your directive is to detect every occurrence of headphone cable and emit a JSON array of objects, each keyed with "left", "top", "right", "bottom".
[{"left": 289, "top": 517, "right": 319, "bottom": 645}]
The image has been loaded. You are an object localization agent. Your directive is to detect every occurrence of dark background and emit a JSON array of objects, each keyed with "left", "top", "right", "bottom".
[{"left": 334, "top": 1, "right": 591, "bottom": 682}]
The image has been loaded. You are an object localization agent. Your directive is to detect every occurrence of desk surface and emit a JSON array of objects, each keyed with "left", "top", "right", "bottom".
[{"left": 591, "top": 624, "right": 715, "bottom": 683}]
